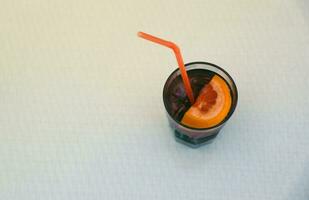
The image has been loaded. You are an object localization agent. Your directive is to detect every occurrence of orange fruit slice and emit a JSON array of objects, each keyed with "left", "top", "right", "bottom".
[{"left": 181, "top": 75, "right": 232, "bottom": 128}]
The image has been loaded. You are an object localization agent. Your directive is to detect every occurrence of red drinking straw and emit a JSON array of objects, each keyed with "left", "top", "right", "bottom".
[{"left": 138, "top": 31, "right": 195, "bottom": 105}]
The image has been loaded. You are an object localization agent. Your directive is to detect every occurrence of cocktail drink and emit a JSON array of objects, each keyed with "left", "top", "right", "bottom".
[
  {"left": 163, "top": 62, "right": 238, "bottom": 147},
  {"left": 138, "top": 32, "right": 238, "bottom": 147}
]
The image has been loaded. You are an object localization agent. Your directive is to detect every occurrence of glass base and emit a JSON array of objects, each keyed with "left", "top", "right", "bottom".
[{"left": 174, "top": 130, "right": 219, "bottom": 148}]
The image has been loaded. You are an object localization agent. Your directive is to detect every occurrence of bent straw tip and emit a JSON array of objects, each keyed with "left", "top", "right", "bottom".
[{"left": 137, "top": 31, "right": 144, "bottom": 37}]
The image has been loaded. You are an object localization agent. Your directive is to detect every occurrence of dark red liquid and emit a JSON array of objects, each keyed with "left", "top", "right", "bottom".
[{"left": 164, "top": 69, "right": 215, "bottom": 122}]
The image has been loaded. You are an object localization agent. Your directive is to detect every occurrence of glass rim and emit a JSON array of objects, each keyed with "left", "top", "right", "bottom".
[{"left": 162, "top": 61, "right": 238, "bottom": 131}]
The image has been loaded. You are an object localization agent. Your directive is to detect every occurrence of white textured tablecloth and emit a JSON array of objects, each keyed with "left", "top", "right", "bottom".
[{"left": 1, "top": 0, "right": 309, "bottom": 199}]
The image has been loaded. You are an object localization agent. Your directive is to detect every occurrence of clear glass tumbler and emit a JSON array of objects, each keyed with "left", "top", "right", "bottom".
[{"left": 163, "top": 62, "right": 238, "bottom": 148}]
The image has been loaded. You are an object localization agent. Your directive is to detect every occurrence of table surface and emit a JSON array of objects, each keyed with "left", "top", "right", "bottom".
[{"left": 1, "top": 0, "right": 309, "bottom": 199}]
